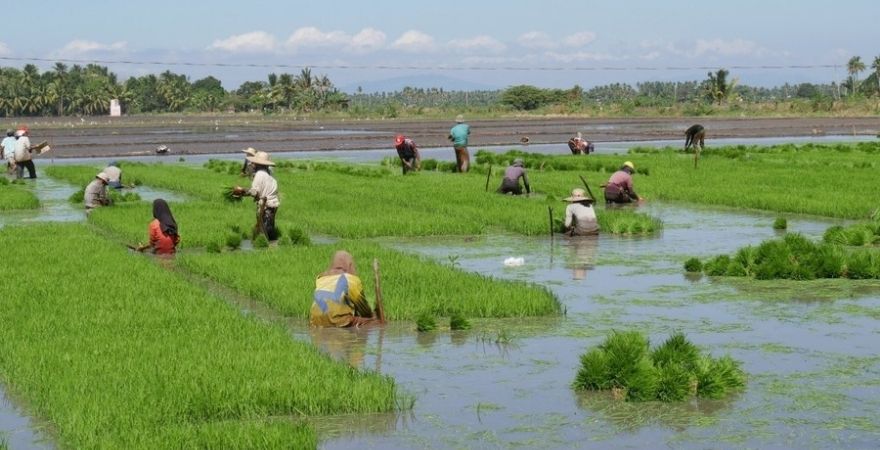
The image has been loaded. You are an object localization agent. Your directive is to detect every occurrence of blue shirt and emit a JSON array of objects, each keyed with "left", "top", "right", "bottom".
[
  {"left": 449, "top": 123, "right": 470, "bottom": 147},
  {"left": 1, "top": 136, "right": 15, "bottom": 159}
]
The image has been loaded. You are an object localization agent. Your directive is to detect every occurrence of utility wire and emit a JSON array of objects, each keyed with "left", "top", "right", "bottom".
[{"left": 0, "top": 56, "right": 842, "bottom": 72}]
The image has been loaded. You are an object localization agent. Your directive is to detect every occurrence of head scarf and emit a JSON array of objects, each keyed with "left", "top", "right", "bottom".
[
  {"left": 152, "top": 199, "right": 178, "bottom": 236},
  {"left": 319, "top": 250, "right": 357, "bottom": 277}
]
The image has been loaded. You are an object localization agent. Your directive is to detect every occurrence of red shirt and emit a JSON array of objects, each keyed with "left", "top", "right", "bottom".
[{"left": 148, "top": 219, "right": 179, "bottom": 255}]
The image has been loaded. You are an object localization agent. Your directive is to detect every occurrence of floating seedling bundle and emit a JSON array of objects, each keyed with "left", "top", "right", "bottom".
[{"left": 573, "top": 331, "right": 745, "bottom": 402}]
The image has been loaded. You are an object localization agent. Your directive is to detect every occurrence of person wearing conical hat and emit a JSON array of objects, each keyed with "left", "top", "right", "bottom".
[
  {"left": 102, "top": 161, "right": 124, "bottom": 189},
  {"left": 233, "top": 150, "right": 280, "bottom": 241},
  {"left": 604, "top": 161, "right": 644, "bottom": 205},
  {"left": 567, "top": 132, "right": 594, "bottom": 155},
  {"left": 394, "top": 134, "right": 421, "bottom": 174},
  {"left": 84, "top": 172, "right": 111, "bottom": 211},
  {"left": 497, "top": 158, "right": 531, "bottom": 195},
  {"left": 240, "top": 147, "right": 258, "bottom": 177},
  {"left": 563, "top": 188, "right": 599, "bottom": 236},
  {"left": 448, "top": 114, "right": 471, "bottom": 172}
]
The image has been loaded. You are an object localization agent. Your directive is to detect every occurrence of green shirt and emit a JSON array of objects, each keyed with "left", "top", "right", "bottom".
[{"left": 449, "top": 123, "right": 470, "bottom": 147}]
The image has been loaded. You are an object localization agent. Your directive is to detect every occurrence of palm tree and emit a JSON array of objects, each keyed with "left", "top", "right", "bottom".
[
  {"left": 846, "top": 56, "right": 866, "bottom": 95},
  {"left": 871, "top": 55, "right": 880, "bottom": 95},
  {"left": 52, "top": 62, "right": 69, "bottom": 115}
]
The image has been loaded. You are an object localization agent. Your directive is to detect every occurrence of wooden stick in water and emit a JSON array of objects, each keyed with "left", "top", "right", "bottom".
[
  {"left": 547, "top": 205, "right": 554, "bottom": 242},
  {"left": 484, "top": 165, "right": 492, "bottom": 192},
  {"left": 578, "top": 175, "right": 595, "bottom": 201},
  {"left": 372, "top": 258, "right": 387, "bottom": 323}
]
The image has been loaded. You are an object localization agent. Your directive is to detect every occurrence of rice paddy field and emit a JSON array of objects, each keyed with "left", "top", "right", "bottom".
[{"left": 2, "top": 137, "right": 880, "bottom": 449}]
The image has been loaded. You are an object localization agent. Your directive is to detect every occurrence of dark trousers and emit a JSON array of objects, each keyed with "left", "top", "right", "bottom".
[
  {"left": 261, "top": 207, "right": 279, "bottom": 241},
  {"left": 497, "top": 179, "right": 523, "bottom": 195},
  {"left": 604, "top": 192, "right": 633, "bottom": 205},
  {"left": 15, "top": 160, "right": 36, "bottom": 179}
]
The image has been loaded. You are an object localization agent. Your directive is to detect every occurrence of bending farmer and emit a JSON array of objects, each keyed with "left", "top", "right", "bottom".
[
  {"left": 604, "top": 161, "right": 643, "bottom": 205},
  {"left": 84, "top": 172, "right": 111, "bottom": 211},
  {"left": 564, "top": 188, "right": 599, "bottom": 236},
  {"left": 233, "top": 150, "right": 280, "bottom": 241},
  {"left": 567, "top": 132, "right": 594, "bottom": 155},
  {"left": 497, "top": 158, "right": 531, "bottom": 195},
  {"left": 310, "top": 250, "right": 376, "bottom": 328},
  {"left": 394, "top": 134, "right": 421, "bottom": 174},
  {"left": 448, "top": 114, "right": 471, "bottom": 172},
  {"left": 684, "top": 124, "right": 705, "bottom": 151},
  {"left": 136, "top": 199, "right": 180, "bottom": 255}
]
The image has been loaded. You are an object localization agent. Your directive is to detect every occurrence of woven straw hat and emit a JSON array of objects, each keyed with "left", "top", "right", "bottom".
[{"left": 246, "top": 150, "right": 275, "bottom": 166}]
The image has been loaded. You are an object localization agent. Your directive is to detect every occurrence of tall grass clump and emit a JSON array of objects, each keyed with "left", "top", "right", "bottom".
[
  {"left": 773, "top": 217, "right": 787, "bottom": 230},
  {"left": 0, "top": 224, "right": 398, "bottom": 449},
  {"left": 596, "top": 209, "right": 663, "bottom": 235},
  {"left": 823, "top": 222, "right": 880, "bottom": 247},
  {"left": 0, "top": 185, "right": 40, "bottom": 210},
  {"left": 574, "top": 331, "right": 745, "bottom": 402}
]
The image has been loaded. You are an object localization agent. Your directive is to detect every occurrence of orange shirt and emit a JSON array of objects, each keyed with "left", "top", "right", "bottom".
[{"left": 148, "top": 219, "right": 179, "bottom": 255}]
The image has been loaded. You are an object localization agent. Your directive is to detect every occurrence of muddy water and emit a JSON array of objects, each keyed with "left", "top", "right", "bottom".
[
  {"left": 308, "top": 204, "right": 880, "bottom": 449},
  {"left": 0, "top": 384, "right": 51, "bottom": 449}
]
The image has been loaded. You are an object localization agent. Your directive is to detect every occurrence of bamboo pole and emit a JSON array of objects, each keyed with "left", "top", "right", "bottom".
[
  {"left": 484, "top": 165, "right": 492, "bottom": 192},
  {"left": 578, "top": 175, "right": 595, "bottom": 200},
  {"left": 547, "top": 206, "right": 554, "bottom": 242},
  {"left": 372, "top": 258, "right": 386, "bottom": 323}
]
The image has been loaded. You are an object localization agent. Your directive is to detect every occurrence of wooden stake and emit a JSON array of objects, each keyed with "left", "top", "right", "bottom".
[
  {"left": 578, "top": 175, "right": 596, "bottom": 201},
  {"left": 372, "top": 258, "right": 387, "bottom": 323},
  {"left": 548, "top": 206, "right": 554, "bottom": 242},
  {"left": 484, "top": 165, "right": 492, "bottom": 192}
]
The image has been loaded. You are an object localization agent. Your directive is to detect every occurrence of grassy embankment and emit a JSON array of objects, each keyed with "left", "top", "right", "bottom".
[
  {"left": 0, "top": 178, "right": 39, "bottom": 210},
  {"left": 0, "top": 224, "right": 399, "bottom": 449}
]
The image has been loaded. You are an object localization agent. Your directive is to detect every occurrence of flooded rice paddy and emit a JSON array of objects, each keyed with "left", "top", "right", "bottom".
[{"left": 2, "top": 150, "right": 880, "bottom": 449}]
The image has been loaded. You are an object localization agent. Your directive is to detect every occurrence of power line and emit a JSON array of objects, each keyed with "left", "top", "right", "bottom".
[{"left": 0, "top": 56, "right": 842, "bottom": 72}]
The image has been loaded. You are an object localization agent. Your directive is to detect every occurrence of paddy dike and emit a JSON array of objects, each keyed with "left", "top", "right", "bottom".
[{"left": 15, "top": 116, "right": 880, "bottom": 158}]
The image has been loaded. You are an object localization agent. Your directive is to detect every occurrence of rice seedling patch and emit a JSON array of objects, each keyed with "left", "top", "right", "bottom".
[{"left": 0, "top": 184, "right": 39, "bottom": 210}]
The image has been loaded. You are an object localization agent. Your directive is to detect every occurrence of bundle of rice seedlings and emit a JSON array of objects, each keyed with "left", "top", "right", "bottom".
[
  {"left": 651, "top": 332, "right": 699, "bottom": 370},
  {"left": 252, "top": 235, "right": 269, "bottom": 249},
  {"left": 704, "top": 255, "right": 731, "bottom": 276},
  {"left": 449, "top": 313, "right": 471, "bottom": 330},
  {"left": 286, "top": 227, "right": 311, "bottom": 246},
  {"left": 773, "top": 217, "right": 788, "bottom": 230},
  {"left": 683, "top": 258, "right": 703, "bottom": 273},
  {"left": 206, "top": 241, "right": 222, "bottom": 254},
  {"left": 225, "top": 233, "right": 242, "bottom": 250},
  {"left": 222, "top": 186, "right": 243, "bottom": 202},
  {"left": 416, "top": 313, "right": 436, "bottom": 332}
]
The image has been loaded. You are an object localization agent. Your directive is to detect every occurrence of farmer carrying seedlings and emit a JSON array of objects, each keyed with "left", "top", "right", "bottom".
[
  {"left": 310, "top": 250, "right": 377, "bottom": 328},
  {"left": 135, "top": 199, "right": 180, "bottom": 255},
  {"left": 233, "top": 150, "right": 280, "bottom": 242},
  {"left": 102, "top": 162, "right": 124, "bottom": 189},
  {"left": 567, "top": 132, "right": 594, "bottom": 155},
  {"left": 564, "top": 188, "right": 599, "bottom": 236},
  {"left": 394, "top": 134, "right": 421, "bottom": 174},
  {"left": 84, "top": 172, "right": 111, "bottom": 211},
  {"left": 604, "top": 161, "right": 644, "bottom": 205},
  {"left": 448, "top": 114, "right": 471, "bottom": 172},
  {"left": 497, "top": 158, "right": 531, "bottom": 195}
]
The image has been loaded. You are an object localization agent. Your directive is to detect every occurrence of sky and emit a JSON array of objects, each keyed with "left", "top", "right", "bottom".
[{"left": 3, "top": 0, "right": 879, "bottom": 92}]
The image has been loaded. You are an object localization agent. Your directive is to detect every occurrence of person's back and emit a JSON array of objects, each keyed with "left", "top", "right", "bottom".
[
  {"left": 565, "top": 202, "right": 599, "bottom": 235},
  {"left": 1, "top": 135, "right": 14, "bottom": 159},
  {"left": 450, "top": 123, "right": 470, "bottom": 147},
  {"left": 84, "top": 178, "right": 106, "bottom": 209},
  {"left": 14, "top": 133, "right": 31, "bottom": 162},
  {"left": 498, "top": 159, "right": 530, "bottom": 195},
  {"left": 250, "top": 169, "right": 279, "bottom": 207}
]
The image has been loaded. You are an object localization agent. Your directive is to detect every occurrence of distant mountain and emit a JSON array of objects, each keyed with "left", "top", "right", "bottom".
[{"left": 341, "top": 75, "right": 498, "bottom": 94}]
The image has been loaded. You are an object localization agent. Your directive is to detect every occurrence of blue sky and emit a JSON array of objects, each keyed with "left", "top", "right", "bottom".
[{"left": 3, "top": 0, "right": 878, "bottom": 91}]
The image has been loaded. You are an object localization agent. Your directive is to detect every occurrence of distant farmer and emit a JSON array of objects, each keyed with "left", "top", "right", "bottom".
[
  {"left": 497, "top": 158, "right": 531, "bottom": 195},
  {"left": 1, "top": 130, "right": 15, "bottom": 174},
  {"left": 567, "top": 132, "right": 594, "bottom": 155},
  {"left": 448, "top": 114, "right": 471, "bottom": 172},
  {"left": 604, "top": 161, "right": 644, "bottom": 205},
  {"left": 102, "top": 161, "right": 123, "bottom": 189},
  {"left": 135, "top": 199, "right": 180, "bottom": 255},
  {"left": 394, "top": 134, "right": 421, "bottom": 174},
  {"left": 13, "top": 127, "right": 36, "bottom": 179},
  {"left": 564, "top": 188, "right": 599, "bottom": 236},
  {"left": 240, "top": 147, "right": 257, "bottom": 177},
  {"left": 233, "top": 150, "right": 280, "bottom": 242},
  {"left": 684, "top": 124, "right": 706, "bottom": 151},
  {"left": 84, "top": 172, "right": 111, "bottom": 211},
  {"left": 310, "top": 250, "right": 376, "bottom": 328}
]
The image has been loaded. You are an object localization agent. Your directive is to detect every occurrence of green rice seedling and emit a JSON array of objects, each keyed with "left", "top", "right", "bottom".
[
  {"left": 651, "top": 332, "right": 700, "bottom": 370},
  {"left": 773, "top": 216, "right": 787, "bottom": 230},
  {"left": 654, "top": 363, "right": 693, "bottom": 402},
  {"left": 222, "top": 186, "right": 243, "bottom": 202},
  {"left": 683, "top": 258, "right": 703, "bottom": 273},
  {"left": 225, "top": 233, "right": 242, "bottom": 250},
  {"left": 694, "top": 356, "right": 746, "bottom": 399},
  {"left": 0, "top": 184, "right": 40, "bottom": 210},
  {"left": 286, "top": 227, "right": 311, "bottom": 246},
  {"left": 704, "top": 255, "right": 731, "bottom": 276},
  {"left": 416, "top": 313, "right": 436, "bottom": 332},
  {"left": 253, "top": 234, "right": 269, "bottom": 248},
  {"left": 823, "top": 225, "right": 848, "bottom": 245},
  {"left": 574, "top": 349, "right": 611, "bottom": 391},
  {"left": 844, "top": 250, "right": 878, "bottom": 279},
  {"left": 206, "top": 241, "right": 222, "bottom": 253},
  {"left": 449, "top": 313, "right": 471, "bottom": 330}
]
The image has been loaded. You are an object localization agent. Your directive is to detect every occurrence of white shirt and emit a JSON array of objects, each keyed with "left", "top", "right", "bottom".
[
  {"left": 564, "top": 203, "right": 599, "bottom": 235},
  {"left": 14, "top": 135, "right": 31, "bottom": 162},
  {"left": 248, "top": 170, "right": 280, "bottom": 208},
  {"left": 83, "top": 179, "right": 107, "bottom": 208}
]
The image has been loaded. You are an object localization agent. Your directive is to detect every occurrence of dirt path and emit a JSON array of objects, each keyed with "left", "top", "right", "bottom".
[{"left": 13, "top": 115, "right": 880, "bottom": 158}]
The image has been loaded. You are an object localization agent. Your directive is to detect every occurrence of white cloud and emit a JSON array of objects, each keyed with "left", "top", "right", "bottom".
[
  {"left": 448, "top": 35, "right": 506, "bottom": 53},
  {"left": 0, "top": 41, "right": 9, "bottom": 56},
  {"left": 391, "top": 30, "right": 436, "bottom": 52},
  {"left": 692, "top": 38, "right": 764, "bottom": 57},
  {"left": 350, "top": 28, "right": 386, "bottom": 53},
  {"left": 517, "top": 31, "right": 555, "bottom": 49},
  {"left": 286, "top": 27, "right": 350, "bottom": 50},
  {"left": 209, "top": 31, "right": 276, "bottom": 53},
  {"left": 562, "top": 31, "right": 597, "bottom": 48},
  {"left": 56, "top": 40, "right": 127, "bottom": 55},
  {"left": 544, "top": 51, "right": 617, "bottom": 63}
]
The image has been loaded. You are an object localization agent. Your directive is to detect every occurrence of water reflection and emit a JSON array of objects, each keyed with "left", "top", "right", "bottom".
[
  {"left": 575, "top": 390, "right": 737, "bottom": 432},
  {"left": 561, "top": 235, "right": 598, "bottom": 280},
  {"left": 309, "top": 327, "right": 372, "bottom": 369}
]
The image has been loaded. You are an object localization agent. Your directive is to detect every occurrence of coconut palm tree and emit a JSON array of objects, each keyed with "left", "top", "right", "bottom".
[
  {"left": 871, "top": 55, "right": 880, "bottom": 95},
  {"left": 846, "top": 56, "right": 866, "bottom": 95}
]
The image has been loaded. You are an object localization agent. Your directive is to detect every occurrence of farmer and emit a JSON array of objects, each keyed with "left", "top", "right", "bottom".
[
  {"left": 310, "top": 250, "right": 376, "bottom": 328},
  {"left": 1, "top": 129, "right": 15, "bottom": 174},
  {"left": 567, "top": 132, "right": 594, "bottom": 155},
  {"left": 497, "top": 158, "right": 531, "bottom": 195},
  {"left": 84, "top": 172, "right": 111, "bottom": 211},
  {"left": 233, "top": 150, "right": 280, "bottom": 242},
  {"left": 240, "top": 147, "right": 257, "bottom": 177},
  {"left": 563, "top": 188, "right": 599, "bottom": 236},
  {"left": 13, "top": 127, "right": 36, "bottom": 179},
  {"left": 603, "top": 161, "right": 643, "bottom": 205},
  {"left": 448, "top": 114, "right": 471, "bottom": 172},
  {"left": 135, "top": 199, "right": 180, "bottom": 255},
  {"left": 102, "top": 161, "right": 124, "bottom": 189},
  {"left": 394, "top": 134, "right": 421, "bottom": 174},
  {"left": 684, "top": 124, "right": 706, "bottom": 151}
]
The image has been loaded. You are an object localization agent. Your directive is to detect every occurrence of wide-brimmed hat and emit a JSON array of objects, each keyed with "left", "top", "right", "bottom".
[
  {"left": 455, "top": 114, "right": 465, "bottom": 123},
  {"left": 5, "top": 129, "right": 13, "bottom": 136},
  {"left": 246, "top": 150, "right": 275, "bottom": 166},
  {"left": 623, "top": 161, "right": 635, "bottom": 170},
  {"left": 96, "top": 172, "right": 110, "bottom": 182},
  {"left": 564, "top": 188, "right": 593, "bottom": 203},
  {"left": 512, "top": 158, "right": 524, "bottom": 167},
  {"left": 576, "top": 132, "right": 583, "bottom": 139},
  {"left": 241, "top": 147, "right": 257, "bottom": 157}
]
